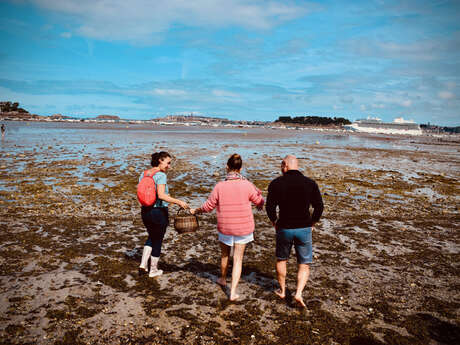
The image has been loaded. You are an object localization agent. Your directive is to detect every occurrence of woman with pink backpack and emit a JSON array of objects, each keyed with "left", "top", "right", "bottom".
[{"left": 138, "top": 151, "right": 189, "bottom": 277}]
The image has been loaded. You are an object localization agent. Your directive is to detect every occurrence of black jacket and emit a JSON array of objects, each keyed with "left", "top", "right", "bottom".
[{"left": 266, "top": 170, "right": 323, "bottom": 229}]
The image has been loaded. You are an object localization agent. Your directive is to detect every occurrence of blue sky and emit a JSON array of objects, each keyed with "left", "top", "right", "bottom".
[{"left": 0, "top": 0, "right": 459, "bottom": 125}]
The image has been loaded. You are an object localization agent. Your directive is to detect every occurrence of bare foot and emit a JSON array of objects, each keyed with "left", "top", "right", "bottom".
[
  {"left": 229, "top": 293, "right": 240, "bottom": 301},
  {"left": 217, "top": 277, "right": 226, "bottom": 287},
  {"left": 274, "top": 289, "right": 285, "bottom": 299},
  {"left": 294, "top": 295, "right": 306, "bottom": 308}
]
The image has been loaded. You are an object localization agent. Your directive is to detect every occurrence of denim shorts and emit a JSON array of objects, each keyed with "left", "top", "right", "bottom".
[
  {"left": 218, "top": 232, "right": 254, "bottom": 246},
  {"left": 276, "top": 227, "right": 312, "bottom": 264}
]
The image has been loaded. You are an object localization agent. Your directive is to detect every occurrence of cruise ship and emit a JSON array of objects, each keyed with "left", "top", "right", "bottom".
[{"left": 345, "top": 118, "right": 423, "bottom": 135}]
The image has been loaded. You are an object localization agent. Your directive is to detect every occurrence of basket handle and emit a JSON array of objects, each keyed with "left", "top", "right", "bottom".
[{"left": 176, "top": 208, "right": 192, "bottom": 216}]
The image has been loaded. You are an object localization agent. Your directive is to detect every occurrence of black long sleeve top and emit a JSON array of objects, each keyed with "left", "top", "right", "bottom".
[{"left": 266, "top": 170, "right": 323, "bottom": 229}]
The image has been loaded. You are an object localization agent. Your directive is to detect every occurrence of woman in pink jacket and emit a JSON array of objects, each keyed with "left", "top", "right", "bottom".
[{"left": 192, "top": 154, "right": 264, "bottom": 301}]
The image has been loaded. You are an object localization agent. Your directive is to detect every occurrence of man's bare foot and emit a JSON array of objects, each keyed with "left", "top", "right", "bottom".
[
  {"left": 217, "top": 277, "right": 226, "bottom": 287},
  {"left": 229, "top": 293, "right": 240, "bottom": 301},
  {"left": 274, "top": 289, "right": 285, "bottom": 299},
  {"left": 294, "top": 295, "right": 306, "bottom": 308}
]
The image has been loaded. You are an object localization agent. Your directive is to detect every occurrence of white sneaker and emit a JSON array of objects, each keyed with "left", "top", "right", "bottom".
[{"left": 149, "top": 269, "right": 163, "bottom": 278}]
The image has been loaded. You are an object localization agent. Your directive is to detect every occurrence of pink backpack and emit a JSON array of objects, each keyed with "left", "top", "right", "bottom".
[{"left": 137, "top": 171, "right": 159, "bottom": 206}]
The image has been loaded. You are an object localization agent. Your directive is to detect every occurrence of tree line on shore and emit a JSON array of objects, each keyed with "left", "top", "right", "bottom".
[
  {"left": 0, "top": 101, "right": 29, "bottom": 113},
  {"left": 420, "top": 124, "right": 460, "bottom": 134},
  {"left": 276, "top": 116, "right": 351, "bottom": 126}
]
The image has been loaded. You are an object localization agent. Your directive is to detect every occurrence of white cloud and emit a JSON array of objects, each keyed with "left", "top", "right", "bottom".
[
  {"left": 60, "top": 32, "right": 72, "bottom": 38},
  {"left": 151, "top": 88, "right": 187, "bottom": 96},
  {"left": 28, "top": 0, "right": 312, "bottom": 44},
  {"left": 360, "top": 104, "right": 367, "bottom": 111},
  {"left": 212, "top": 89, "right": 239, "bottom": 98},
  {"left": 438, "top": 91, "right": 454, "bottom": 99},
  {"left": 347, "top": 34, "right": 460, "bottom": 62},
  {"left": 400, "top": 99, "right": 412, "bottom": 107},
  {"left": 377, "top": 41, "right": 438, "bottom": 61}
]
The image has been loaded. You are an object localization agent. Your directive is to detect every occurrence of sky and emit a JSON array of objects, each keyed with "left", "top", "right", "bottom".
[{"left": 0, "top": 0, "right": 459, "bottom": 125}]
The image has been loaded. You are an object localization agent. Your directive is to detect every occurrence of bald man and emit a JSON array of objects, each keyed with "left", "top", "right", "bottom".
[{"left": 266, "top": 155, "right": 323, "bottom": 307}]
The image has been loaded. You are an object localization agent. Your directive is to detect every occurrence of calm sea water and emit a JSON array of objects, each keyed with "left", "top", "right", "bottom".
[
  {"left": 3, "top": 120, "right": 457, "bottom": 172},
  {"left": 0, "top": 120, "right": 414, "bottom": 155},
  {"left": 1, "top": 121, "right": 459, "bottom": 193}
]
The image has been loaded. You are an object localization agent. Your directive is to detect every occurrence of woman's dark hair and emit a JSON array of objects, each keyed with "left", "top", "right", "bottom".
[
  {"left": 151, "top": 151, "right": 171, "bottom": 167},
  {"left": 227, "top": 153, "right": 242, "bottom": 171}
]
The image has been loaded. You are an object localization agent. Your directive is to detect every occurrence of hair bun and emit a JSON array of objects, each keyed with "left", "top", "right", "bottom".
[{"left": 227, "top": 153, "right": 242, "bottom": 171}]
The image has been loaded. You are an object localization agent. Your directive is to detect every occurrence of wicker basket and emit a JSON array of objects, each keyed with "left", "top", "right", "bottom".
[{"left": 174, "top": 209, "right": 199, "bottom": 234}]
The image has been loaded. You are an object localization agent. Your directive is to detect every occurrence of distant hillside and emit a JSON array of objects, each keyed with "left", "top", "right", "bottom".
[
  {"left": 95, "top": 115, "right": 120, "bottom": 120},
  {"left": 276, "top": 115, "right": 351, "bottom": 126},
  {"left": 49, "top": 114, "right": 76, "bottom": 120}
]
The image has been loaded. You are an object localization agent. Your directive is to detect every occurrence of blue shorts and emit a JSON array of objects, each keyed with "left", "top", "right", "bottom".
[{"left": 276, "top": 227, "right": 312, "bottom": 264}]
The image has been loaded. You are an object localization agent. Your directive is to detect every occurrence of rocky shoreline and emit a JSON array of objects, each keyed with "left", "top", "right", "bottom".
[{"left": 0, "top": 124, "right": 459, "bottom": 344}]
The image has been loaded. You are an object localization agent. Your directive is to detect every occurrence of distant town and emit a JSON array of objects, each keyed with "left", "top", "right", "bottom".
[
  {"left": 0, "top": 101, "right": 351, "bottom": 129},
  {"left": 1, "top": 101, "right": 459, "bottom": 134},
  {"left": 0, "top": 101, "right": 271, "bottom": 127}
]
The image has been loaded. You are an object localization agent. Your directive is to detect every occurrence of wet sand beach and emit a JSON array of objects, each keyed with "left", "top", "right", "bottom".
[{"left": 0, "top": 121, "right": 459, "bottom": 344}]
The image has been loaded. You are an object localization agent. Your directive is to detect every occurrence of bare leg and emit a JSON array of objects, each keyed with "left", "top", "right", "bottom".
[
  {"left": 218, "top": 242, "right": 231, "bottom": 287},
  {"left": 275, "top": 260, "right": 287, "bottom": 299},
  {"left": 294, "top": 264, "right": 310, "bottom": 308},
  {"left": 229, "top": 243, "right": 246, "bottom": 301}
]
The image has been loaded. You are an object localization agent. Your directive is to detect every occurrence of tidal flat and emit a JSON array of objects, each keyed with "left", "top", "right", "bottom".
[{"left": 0, "top": 121, "right": 459, "bottom": 344}]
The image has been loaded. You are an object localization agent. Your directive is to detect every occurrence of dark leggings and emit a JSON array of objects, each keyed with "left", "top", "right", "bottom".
[{"left": 141, "top": 207, "right": 169, "bottom": 257}]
